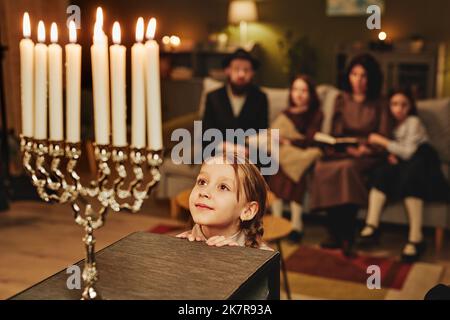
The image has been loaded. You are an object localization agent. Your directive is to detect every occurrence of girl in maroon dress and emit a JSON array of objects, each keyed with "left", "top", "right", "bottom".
[{"left": 268, "top": 75, "right": 323, "bottom": 242}]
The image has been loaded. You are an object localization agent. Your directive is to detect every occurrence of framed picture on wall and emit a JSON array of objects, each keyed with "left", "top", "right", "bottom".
[{"left": 326, "top": 0, "right": 385, "bottom": 16}]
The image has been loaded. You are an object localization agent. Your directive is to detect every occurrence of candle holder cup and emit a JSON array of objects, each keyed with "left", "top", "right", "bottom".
[{"left": 20, "top": 135, "right": 163, "bottom": 300}]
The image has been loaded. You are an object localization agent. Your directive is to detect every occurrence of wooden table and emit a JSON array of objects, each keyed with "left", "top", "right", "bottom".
[
  {"left": 10, "top": 232, "right": 280, "bottom": 300},
  {"left": 261, "top": 215, "right": 293, "bottom": 300}
]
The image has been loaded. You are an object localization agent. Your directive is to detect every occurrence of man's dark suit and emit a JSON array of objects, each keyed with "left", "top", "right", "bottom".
[{"left": 202, "top": 85, "right": 269, "bottom": 136}]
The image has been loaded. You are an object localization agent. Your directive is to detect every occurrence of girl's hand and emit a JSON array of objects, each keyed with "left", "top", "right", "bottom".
[
  {"left": 346, "top": 146, "right": 360, "bottom": 157},
  {"left": 206, "top": 235, "right": 240, "bottom": 247},
  {"left": 358, "top": 144, "right": 372, "bottom": 156},
  {"left": 388, "top": 153, "right": 399, "bottom": 165},
  {"left": 368, "top": 133, "right": 390, "bottom": 148},
  {"left": 176, "top": 231, "right": 203, "bottom": 242}
]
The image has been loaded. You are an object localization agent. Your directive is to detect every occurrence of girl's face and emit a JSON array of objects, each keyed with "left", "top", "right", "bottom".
[
  {"left": 290, "top": 78, "right": 310, "bottom": 108},
  {"left": 189, "top": 161, "right": 247, "bottom": 229},
  {"left": 349, "top": 64, "right": 368, "bottom": 95},
  {"left": 390, "top": 93, "right": 411, "bottom": 122}
]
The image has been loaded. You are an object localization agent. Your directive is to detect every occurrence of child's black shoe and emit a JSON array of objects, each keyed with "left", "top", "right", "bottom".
[{"left": 401, "top": 241, "right": 426, "bottom": 263}]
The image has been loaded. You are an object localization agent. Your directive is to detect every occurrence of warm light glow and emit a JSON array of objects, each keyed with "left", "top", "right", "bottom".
[
  {"left": 170, "top": 35, "right": 181, "bottom": 47},
  {"left": 96, "top": 7, "right": 104, "bottom": 28},
  {"left": 69, "top": 20, "right": 77, "bottom": 43},
  {"left": 135, "top": 17, "right": 144, "bottom": 42},
  {"left": 93, "top": 21, "right": 104, "bottom": 44},
  {"left": 146, "top": 18, "right": 156, "bottom": 40},
  {"left": 23, "top": 12, "right": 31, "bottom": 38},
  {"left": 112, "top": 22, "right": 121, "bottom": 45},
  {"left": 162, "top": 36, "right": 170, "bottom": 45},
  {"left": 50, "top": 23, "right": 58, "bottom": 43},
  {"left": 378, "top": 31, "right": 387, "bottom": 41},
  {"left": 37, "top": 20, "right": 45, "bottom": 43},
  {"left": 228, "top": 0, "right": 258, "bottom": 24}
]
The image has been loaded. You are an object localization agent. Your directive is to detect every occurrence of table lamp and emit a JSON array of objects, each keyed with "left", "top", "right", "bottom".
[{"left": 228, "top": 0, "right": 258, "bottom": 49}]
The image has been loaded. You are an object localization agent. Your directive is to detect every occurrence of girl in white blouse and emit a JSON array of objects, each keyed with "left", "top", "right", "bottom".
[{"left": 359, "top": 89, "right": 450, "bottom": 262}]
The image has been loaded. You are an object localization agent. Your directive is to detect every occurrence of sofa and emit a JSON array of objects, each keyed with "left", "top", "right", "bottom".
[{"left": 157, "top": 77, "right": 450, "bottom": 250}]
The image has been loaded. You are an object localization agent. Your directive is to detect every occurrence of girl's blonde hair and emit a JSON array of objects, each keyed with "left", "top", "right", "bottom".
[{"left": 206, "top": 152, "right": 269, "bottom": 248}]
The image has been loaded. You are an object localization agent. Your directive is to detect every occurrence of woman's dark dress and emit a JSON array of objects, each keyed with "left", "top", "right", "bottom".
[{"left": 310, "top": 92, "right": 391, "bottom": 210}]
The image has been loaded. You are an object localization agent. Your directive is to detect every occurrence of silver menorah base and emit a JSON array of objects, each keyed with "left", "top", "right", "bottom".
[{"left": 20, "top": 135, "right": 163, "bottom": 300}]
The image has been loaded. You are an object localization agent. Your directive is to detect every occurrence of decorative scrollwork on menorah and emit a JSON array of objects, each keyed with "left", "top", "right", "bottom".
[{"left": 20, "top": 135, "right": 163, "bottom": 300}]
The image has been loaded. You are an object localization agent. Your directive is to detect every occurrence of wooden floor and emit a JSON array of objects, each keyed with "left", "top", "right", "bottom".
[
  {"left": 0, "top": 197, "right": 184, "bottom": 300},
  {"left": 1, "top": 196, "right": 449, "bottom": 300}
]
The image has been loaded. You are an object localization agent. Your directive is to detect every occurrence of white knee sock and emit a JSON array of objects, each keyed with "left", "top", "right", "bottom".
[
  {"left": 361, "top": 188, "right": 386, "bottom": 236},
  {"left": 290, "top": 201, "right": 303, "bottom": 232},
  {"left": 404, "top": 197, "right": 424, "bottom": 243},
  {"left": 271, "top": 199, "right": 283, "bottom": 218}
]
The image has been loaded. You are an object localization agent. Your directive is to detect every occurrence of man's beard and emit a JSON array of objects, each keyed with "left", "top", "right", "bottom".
[{"left": 229, "top": 80, "right": 251, "bottom": 96}]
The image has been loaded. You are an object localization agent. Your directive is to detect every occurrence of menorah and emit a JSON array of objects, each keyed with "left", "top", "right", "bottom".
[{"left": 20, "top": 135, "right": 163, "bottom": 299}]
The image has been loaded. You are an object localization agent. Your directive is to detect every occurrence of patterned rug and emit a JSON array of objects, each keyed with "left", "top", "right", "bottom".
[
  {"left": 285, "top": 245, "right": 412, "bottom": 289},
  {"left": 147, "top": 224, "right": 445, "bottom": 300}
]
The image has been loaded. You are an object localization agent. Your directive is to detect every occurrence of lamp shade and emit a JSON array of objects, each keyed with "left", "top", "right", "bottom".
[{"left": 228, "top": 0, "right": 258, "bottom": 24}]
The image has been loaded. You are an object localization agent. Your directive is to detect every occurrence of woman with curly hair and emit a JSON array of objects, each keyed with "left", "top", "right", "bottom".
[{"left": 310, "top": 53, "right": 391, "bottom": 256}]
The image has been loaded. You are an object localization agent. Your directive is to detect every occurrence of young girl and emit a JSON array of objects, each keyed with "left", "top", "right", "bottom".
[
  {"left": 360, "top": 89, "right": 450, "bottom": 262},
  {"left": 267, "top": 75, "right": 323, "bottom": 242},
  {"left": 176, "top": 152, "right": 272, "bottom": 251}
]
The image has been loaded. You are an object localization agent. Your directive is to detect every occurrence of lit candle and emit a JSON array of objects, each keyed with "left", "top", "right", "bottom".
[
  {"left": 131, "top": 17, "right": 146, "bottom": 148},
  {"left": 109, "top": 21, "right": 127, "bottom": 147},
  {"left": 65, "top": 20, "right": 82, "bottom": 143},
  {"left": 96, "top": 7, "right": 108, "bottom": 45},
  {"left": 144, "top": 18, "right": 163, "bottom": 150},
  {"left": 48, "top": 22, "right": 63, "bottom": 141},
  {"left": 19, "top": 12, "right": 34, "bottom": 137},
  {"left": 34, "top": 21, "right": 48, "bottom": 140},
  {"left": 91, "top": 9, "right": 110, "bottom": 145}
]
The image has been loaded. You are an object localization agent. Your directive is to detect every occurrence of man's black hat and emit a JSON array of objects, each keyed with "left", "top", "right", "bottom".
[{"left": 222, "top": 48, "right": 260, "bottom": 70}]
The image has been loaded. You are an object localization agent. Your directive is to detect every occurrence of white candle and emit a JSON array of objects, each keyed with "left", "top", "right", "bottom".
[
  {"left": 65, "top": 21, "right": 82, "bottom": 143},
  {"left": 19, "top": 12, "right": 34, "bottom": 137},
  {"left": 109, "top": 22, "right": 127, "bottom": 147},
  {"left": 91, "top": 10, "right": 110, "bottom": 145},
  {"left": 34, "top": 21, "right": 48, "bottom": 140},
  {"left": 144, "top": 18, "right": 163, "bottom": 150},
  {"left": 48, "top": 23, "right": 63, "bottom": 141},
  {"left": 96, "top": 7, "right": 108, "bottom": 46},
  {"left": 131, "top": 17, "right": 146, "bottom": 149}
]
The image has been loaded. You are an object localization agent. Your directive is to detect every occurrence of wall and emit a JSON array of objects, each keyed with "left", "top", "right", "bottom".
[
  {"left": 3, "top": 0, "right": 450, "bottom": 133},
  {"left": 72, "top": 0, "right": 450, "bottom": 90},
  {"left": 0, "top": 0, "right": 69, "bottom": 132}
]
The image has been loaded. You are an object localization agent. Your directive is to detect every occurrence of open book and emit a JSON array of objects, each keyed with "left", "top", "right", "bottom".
[{"left": 313, "top": 132, "right": 359, "bottom": 146}]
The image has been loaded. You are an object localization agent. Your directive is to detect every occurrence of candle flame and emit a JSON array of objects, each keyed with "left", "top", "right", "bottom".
[
  {"left": 50, "top": 23, "right": 58, "bottom": 43},
  {"left": 96, "top": 7, "right": 103, "bottom": 28},
  {"left": 69, "top": 20, "right": 77, "bottom": 43},
  {"left": 146, "top": 18, "right": 156, "bottom": 40},
  {"left": 23, "top": 12, "right": 31, "bottom": 38},
  {"left": 37, "top": 20, "right": 45, "bottom": 43},
  {"left": 136, "top": 17, "right": 144, "bottom": 42},
  {"left": 93, "top": 21, "right": 104, "bottom": 44},
  {"left": 112, "top": 21, "right": 121, "bottom": 45}
]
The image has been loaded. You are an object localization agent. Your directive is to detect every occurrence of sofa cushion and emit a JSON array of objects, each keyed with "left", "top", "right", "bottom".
[
  {"left": 417, "top": 98, "right": 450, "bottom": 162},
  {"left": 260, "top": 86, "right": 289, "bottom": 123}
]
